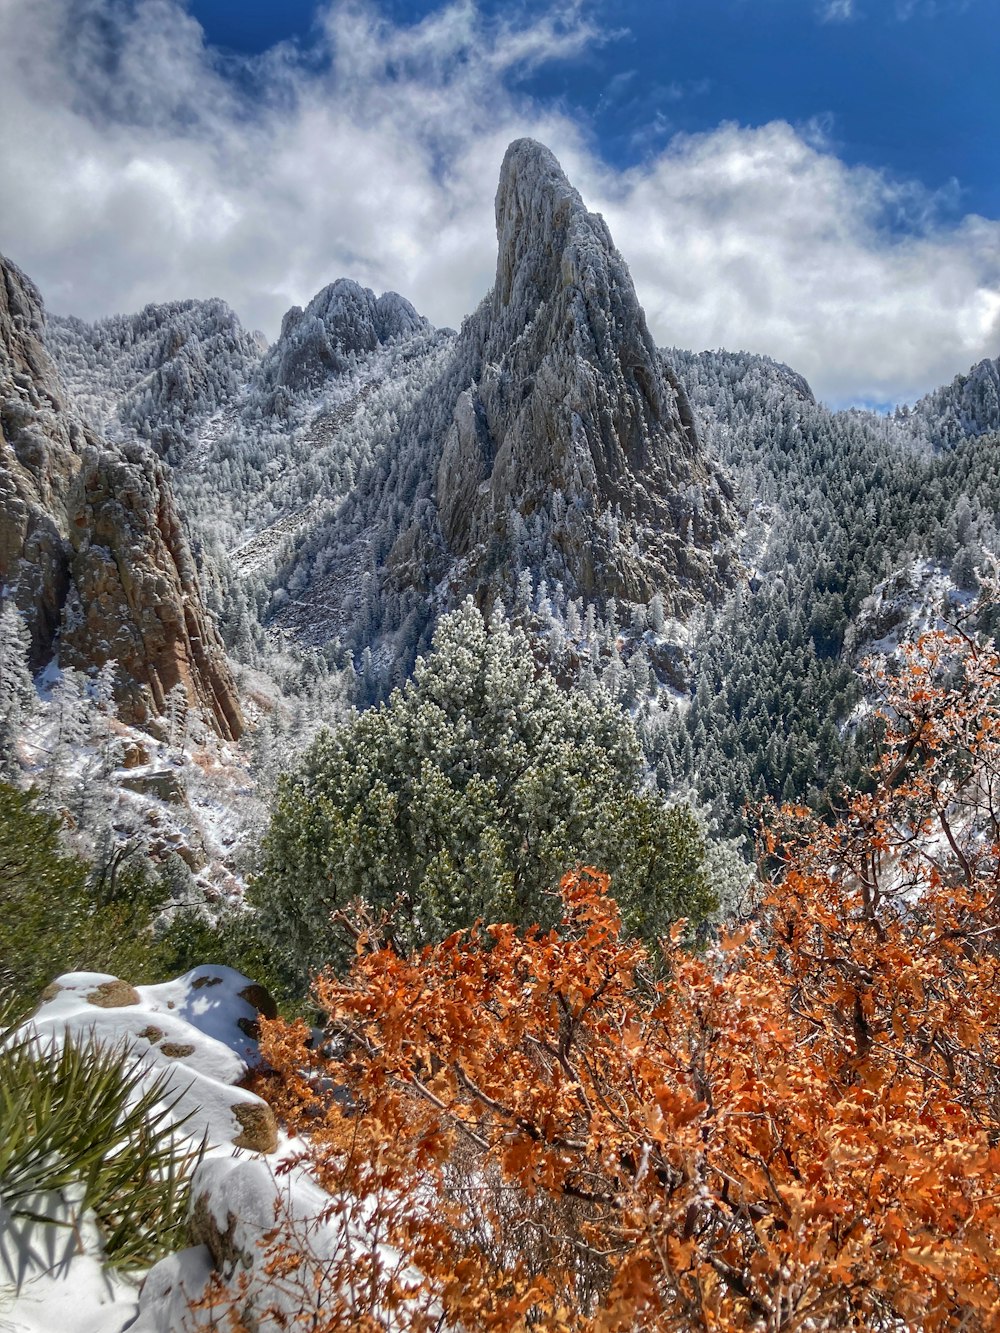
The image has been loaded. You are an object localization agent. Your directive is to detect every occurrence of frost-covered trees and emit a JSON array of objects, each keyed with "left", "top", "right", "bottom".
[
  {"left": 0, "top": 601, "right": 34, "bottom": 777},
  {"left": 657, "top": 348, "right": 1000, "bottom": 833},
  {"left": 251, "top": 633, "right": 1000, "bottom": 1330},
  {"left": 254, "top": 601, "right": 715, "bottom": 990}
]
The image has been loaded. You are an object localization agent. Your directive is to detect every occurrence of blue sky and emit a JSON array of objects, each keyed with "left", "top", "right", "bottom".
[
  {"left": 192, "top": 0, "right": 999, "bottom": 220},
  {"left": 0, "top": 0, "right": 997, "bottom": 406}
]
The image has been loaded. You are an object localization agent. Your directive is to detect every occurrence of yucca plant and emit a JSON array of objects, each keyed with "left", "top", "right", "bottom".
[{"left": 0, "top": 989, "right": 205, "bottom": 1270}]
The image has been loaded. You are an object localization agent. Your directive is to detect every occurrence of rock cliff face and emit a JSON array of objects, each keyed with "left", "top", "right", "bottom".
[
  {"left": 0, "top": 254, "right": 243, "bottom": 739},
  {"left": 393, "top": 138, "right": 736, "bottom": 612}
]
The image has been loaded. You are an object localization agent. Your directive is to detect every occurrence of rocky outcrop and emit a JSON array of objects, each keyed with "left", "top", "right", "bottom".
[
  {"left": 0, "top": 260, "right": 80, "bottom": 660},
  {"left": 0, "top": 253, "right": 243, "bottom": 739},
  {"left": 396, "top": 139, "right": 737, "bottom": 612},
  {"left": 263, "top": 277, "right": 429, "bottom": 397}
]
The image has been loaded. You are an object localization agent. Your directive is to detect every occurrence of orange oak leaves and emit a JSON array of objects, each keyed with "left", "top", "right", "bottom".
[{"left": 234, "top": 631, "right": 1000, "bottom": 1330}]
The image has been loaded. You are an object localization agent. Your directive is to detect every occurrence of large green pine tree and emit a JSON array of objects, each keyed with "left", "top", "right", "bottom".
[{"left": 254, "top": 601, "right": 715, "bottom": 990}]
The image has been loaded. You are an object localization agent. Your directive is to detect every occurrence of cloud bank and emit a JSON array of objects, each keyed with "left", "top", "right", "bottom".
[{"left": 0, "top": 0, "right": 997, "bottom": 406}]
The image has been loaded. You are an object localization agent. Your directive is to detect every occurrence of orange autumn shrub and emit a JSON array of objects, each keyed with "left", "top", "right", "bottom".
[{"left": 223, "top": 631, "right": 1000, "bottom": 1330}]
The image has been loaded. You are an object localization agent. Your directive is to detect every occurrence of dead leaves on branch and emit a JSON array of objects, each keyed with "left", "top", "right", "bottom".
[{"left": 222, "top": 632, "right": 1000, "bottom": 1330}]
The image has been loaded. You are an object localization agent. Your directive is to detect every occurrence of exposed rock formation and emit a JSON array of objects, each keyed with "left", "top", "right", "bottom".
[
  {"left": 262, "top": 277, "right": 429, "bottom": 397},
  {"left": 0, "top": 259, "right": 79, "bottom": 661},
  {"left": 390, "top": 138, "right": 737, "bottom": 613},
  {"left": 0, "top": 253, "right": 243, "bottom": 739}
]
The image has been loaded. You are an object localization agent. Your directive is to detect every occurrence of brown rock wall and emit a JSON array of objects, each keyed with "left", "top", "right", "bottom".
[{"left": 0, "top": 253, "right": 242, "bottom": 739}]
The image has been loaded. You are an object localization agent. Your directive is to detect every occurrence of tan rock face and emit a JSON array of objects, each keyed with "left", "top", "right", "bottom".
[
  {"left": 188, "top": 1193, "right": 252, "bottom": 1276},
  {"left": 0, "top": 254, "right": 242, "bottom": 740},
  {"left": 86, "top": 979, "right": 141, "bottom": 1007},
  {"left": 0, "top": 260, "right": 82, "bottom": 661},
  {"left": 231, "top": 1102, "right": 279, "bottom": 1154}
]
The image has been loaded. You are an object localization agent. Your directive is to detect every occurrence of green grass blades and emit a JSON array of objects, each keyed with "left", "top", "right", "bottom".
[{"left": 0, "top": 995, "right": 204, "bottom": 1271}]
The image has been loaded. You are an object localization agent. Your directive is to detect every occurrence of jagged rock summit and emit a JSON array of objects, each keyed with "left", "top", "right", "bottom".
[
  {"left": 393, "top": 137, "right": 737, "bottom": 613},
  {"left": 0, "top": 254, "right": 243, "bottom": 739},
  {"left": 263, "top": 277, "right": 429, "bottom": 399}
]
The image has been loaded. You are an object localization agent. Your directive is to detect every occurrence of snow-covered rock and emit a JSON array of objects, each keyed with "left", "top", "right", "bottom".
[
  {"left": 0, "top": 1193, "right": 143, "bottom": 1333},
  {"left": 26, "top": 966, "right": 278, "bottom": 1153},
  {"left": 133, "top": 1154, "right": 437, "bottom": 1332},
  {"left": 261, "top": 277, "right": 429, "bottom": 397},
  {"left": 390, "top": 137, "right": 738, "bottom": 613},
  {"left": 846, "top": 558, "right": 978, "bottom": 660},
  {"left": 0, "top": 966, "right": 281, "bottom": 1333}
]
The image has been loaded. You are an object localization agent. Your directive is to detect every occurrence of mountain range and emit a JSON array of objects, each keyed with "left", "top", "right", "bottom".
[{"left": 3, "top": 135, "right": 999, "bottom": 834}]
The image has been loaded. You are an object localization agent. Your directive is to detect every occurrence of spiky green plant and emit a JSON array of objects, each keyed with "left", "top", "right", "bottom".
[{"left": 0, "top": 991, "right": 204, "bottom": 1270}]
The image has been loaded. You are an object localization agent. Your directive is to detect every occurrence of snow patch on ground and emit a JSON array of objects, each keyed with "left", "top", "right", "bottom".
[
  {"left": 1, "top": 967, "right": 280, "bottom": 1333},
  {"left": 847, "top": 557, "right": 978, "bottom": 661},
  {"left": 0, "top": 1194, "right": 142, "bottom": 1333},
  {"left": 22, "top": 967, "right": 275, "bottom": 1152}
]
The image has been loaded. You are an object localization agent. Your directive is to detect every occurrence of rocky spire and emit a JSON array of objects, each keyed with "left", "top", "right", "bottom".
[
  {"left": 0, "top": 254, "right": 243, "bottom": 740},
  {"left": 430, "top": 138, "right": 735, "bottom": 609}
]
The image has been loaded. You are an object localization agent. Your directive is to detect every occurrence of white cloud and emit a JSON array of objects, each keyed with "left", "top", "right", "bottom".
[
  {"left": 0, "top": 0, "right": 996, "bottom": 406},
  {"left": 594, "top": 123, "right": 1000, "bottom": 405},
  {"left": 818, "top": 0, "right": 855, "bottom": 22},
  {"left": 894, "top": 0, "right": 972, "bottom": 18}
]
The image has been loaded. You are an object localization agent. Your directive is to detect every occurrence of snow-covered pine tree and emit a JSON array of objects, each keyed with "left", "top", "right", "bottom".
[
  {"left": 254, "top": 600, "right": 716, "bottom": 992},
  {"left": 0, "top": 600, "right": 34, "bottom": 778}
]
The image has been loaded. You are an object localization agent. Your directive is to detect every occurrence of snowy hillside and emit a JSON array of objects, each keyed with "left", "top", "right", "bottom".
[{"left": 48, "top": 299, "right": 266, "bottom": 462}]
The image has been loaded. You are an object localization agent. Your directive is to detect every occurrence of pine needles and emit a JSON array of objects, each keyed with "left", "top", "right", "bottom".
[{"left": 0, "top": 989, "right": 204, "bottom": 1270}]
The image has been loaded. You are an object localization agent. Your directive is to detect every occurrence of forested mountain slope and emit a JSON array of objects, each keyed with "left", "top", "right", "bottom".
[
  {"left": 48, "top": 298, "right": 265, "bottom": 463},
  {"left": 901, "top": 351, "right": 1000, "bottom": 448},
  {"left": 650, "top": 347, "right": 1000, "bottom": 830},
  {"left": 26, "top": 137, "right": 1000, "bottom": 832}
]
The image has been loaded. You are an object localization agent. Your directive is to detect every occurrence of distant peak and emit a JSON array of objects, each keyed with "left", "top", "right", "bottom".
[
  {"left": 301, "top": 277, "right": 427, "bottom": 343},
  {"left": 266, "top": 278, "right": 430, "bottom": 395}
]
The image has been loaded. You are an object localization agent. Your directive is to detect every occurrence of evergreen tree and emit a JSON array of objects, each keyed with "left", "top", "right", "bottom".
[
  {"left": 254, "top": 602, "right": 716, "bottom": 992},
  {"left": 0, "top": 600, "right": 34, "bottom": 778}
]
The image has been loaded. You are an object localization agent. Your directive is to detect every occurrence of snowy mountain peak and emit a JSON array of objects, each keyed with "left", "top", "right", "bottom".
[
  {"left": 425, "top": 138, "right": 737, "bottom": 609},
  {"left": 264, "top": 278, "right": 430, "bottom": 395},
  {"left": 493, "top": 137, "right": 594, "bottom": 308}
]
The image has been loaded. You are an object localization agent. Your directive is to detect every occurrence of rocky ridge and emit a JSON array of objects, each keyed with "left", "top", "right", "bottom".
[
  {"left": 277, "top": 139, "right": 739, "bottom": 655},
  {"left": 48, "top": 297, "right": 265, "bottom": 461},
  {"left": 41, "top": 142, "right": 739, "bottom": 674},
  {"left": 0, "top": 254, "right": 243, "bottom": 739},
  {"left": 261, "top": 277, "right": 429, "bottom": 405}
]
